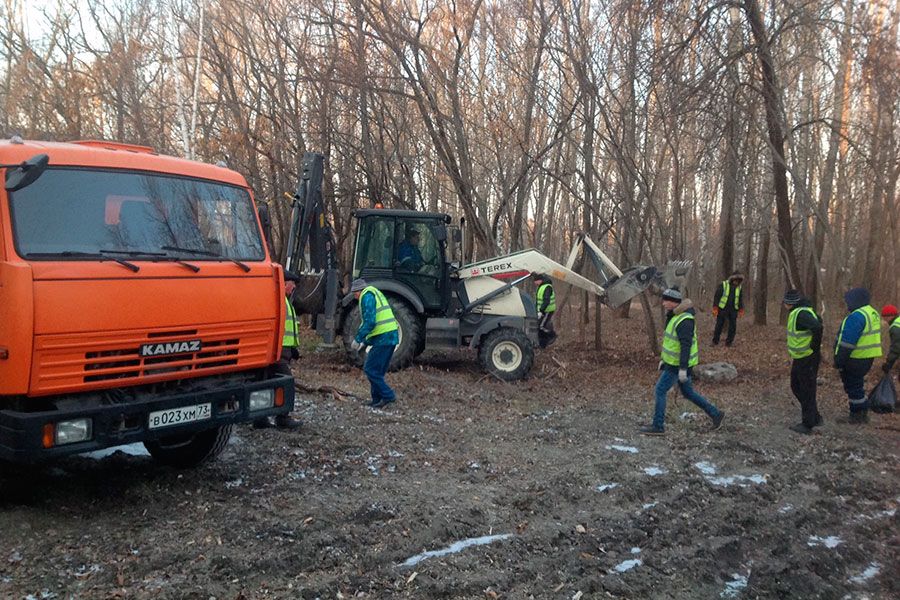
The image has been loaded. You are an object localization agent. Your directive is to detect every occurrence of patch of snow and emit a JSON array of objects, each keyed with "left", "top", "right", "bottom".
[
  {"left": 642, "top": 502, "right": 658, "bottom": 510},
  {"left": 778, "top": 504, "right": 794, "bottom": 514},
  {"left": 807, "top": 535, "right": 843, "bottom": 549},
  {"left": 224, "top": 478, "right": 244, "bottom": 489},
  {"left": 706, "top": 474, "right": 767, "bottom": 487},
  {"left": 606, "top": 444, "right": 639, "bottom": 454},
  {"left": 694, "top": 461, "right": 717, "bottom": 475},
  {"left": 399, "top": 534, "right": 513, "bottom": 568},
  {"left": 849, "top": 562, "right": 881, "bottom": 584},
  {"left": 643, "top": 466, "right": 667, "bottom": 476},
  {"left": 680, "top": 412, "right": 697, "bottom": 420},
  {"left": 80, "top": 443, "right": 149, "bottom": 459},
  {"left": 611, "top": 558, "right": 642, "bottom": 573},
  {"left": 595, "top": 483, "right": 619, "bottom": 493},
  {"left": 630, "top": 547, "right": 641, "bottom": 554},
  {"left": 721, "top": 573, "right": 749, "bottom": 598}
]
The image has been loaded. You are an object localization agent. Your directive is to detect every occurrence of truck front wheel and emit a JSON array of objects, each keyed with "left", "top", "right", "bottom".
[
  {"left": 144, "top": 424, "right": 232, "bottom": 468},
  {"left": 478, "top": 327, "right": 534, "bottom": 381}
]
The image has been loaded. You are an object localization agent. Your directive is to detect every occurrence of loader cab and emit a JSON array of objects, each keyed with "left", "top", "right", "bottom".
[{"left": 351, "top": 209, "right": 451, "bottom": 313}]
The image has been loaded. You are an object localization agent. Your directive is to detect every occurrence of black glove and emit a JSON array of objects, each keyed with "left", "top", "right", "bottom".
[
  {"left": 834, "top": 346, "right": 851, "bottom": 371},
  {"left": 291, "top": 347, "right": 300, "bottom": 360}
]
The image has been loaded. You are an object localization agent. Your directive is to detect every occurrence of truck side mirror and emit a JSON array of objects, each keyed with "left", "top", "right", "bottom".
[
  {"left": 4, "top": 154, "right": 49, "bottom": 192},
  {"left": 257, "top": 202, "right": 273, "bottom": 250},
  {"left": 432, "top": 224, "right": 447, "bottom": 242}
]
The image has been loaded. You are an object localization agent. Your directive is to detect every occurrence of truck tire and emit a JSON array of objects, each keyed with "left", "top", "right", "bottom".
[
  {"left": 342, "top": 297, "right": 423, "bottom": 371},
  {"left": 144, "top": 424, "right": 232, "bottom": 468},
  {"left": 478, "top": 327, "right": 534, "bottom": 381}
]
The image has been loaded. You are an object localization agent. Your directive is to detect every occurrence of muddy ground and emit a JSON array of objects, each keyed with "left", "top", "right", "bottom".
[{"left": 1, "top": 309, "right": 898, "bottom": 599}]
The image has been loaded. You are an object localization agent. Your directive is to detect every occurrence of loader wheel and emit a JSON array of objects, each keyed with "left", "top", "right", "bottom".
[
  {"left": 144, "top": 424, "right": 232, "bottom": 468},
  {"left": 342, "top": 297, "right": 423, "bottom": 371},
  {"left": 478, "top": 327, "right": 534, "bottom": 381}
]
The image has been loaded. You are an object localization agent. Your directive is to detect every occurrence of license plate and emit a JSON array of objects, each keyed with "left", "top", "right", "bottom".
[{"left": 148, "top": 403, "right": 212, "bottom": 430}]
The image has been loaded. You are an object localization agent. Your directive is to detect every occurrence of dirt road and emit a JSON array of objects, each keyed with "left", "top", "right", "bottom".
[{"left": 2, "top": 314, "right": 898, "bottom": 599}]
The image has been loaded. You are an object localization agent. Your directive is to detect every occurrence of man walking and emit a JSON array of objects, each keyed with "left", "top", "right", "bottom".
[
  {"left": 350, "top": 278, "right": 399, "bottom": 408},
  {"left": 533, "top": 273, "right": 557, "bottom": 348},
  {"left": 639, "top": 288, "right": 724, "bottom": 435},
  {"left": 834, "top": 287, "right": 882, "bottom": 424},
  {"left": 712, "top": 271, "right": 745, "bottom": 346},
  {"left": 881, "top": 305, "right": 899, "bottom": 382},
  {"left": 254, "top": 271, "right": 302, "bottom": 430},
  {"left": 783, "top": 290, "right": 824, "bottom": 434}
]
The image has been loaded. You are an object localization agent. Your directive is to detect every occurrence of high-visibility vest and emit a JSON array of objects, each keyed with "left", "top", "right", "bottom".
[
  {"left": 835, "top": 305, "right": 882, "bottom": 359},
  {"left": 361, "top": 286, "right": 399, "bottom": 340},
  {"left": 661, "top": 312, "right": 699, "bottom": 368},
  {"left": 786, "top": 306, "right": 818, "bottom": 359},
  {"left": 718, "top": 280, "right": 741, "bottom": 310},
  {"left": 283, "top": 297, "right": 299, "bottom": 348},
  {"left": 537, "top": 283, "right": 556, "bottom": 313},
  {"left": 892, "top": 316, "right": 900, "bottom": 331}
]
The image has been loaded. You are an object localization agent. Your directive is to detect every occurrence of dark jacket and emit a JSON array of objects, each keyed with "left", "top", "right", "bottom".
[
  {"left": 791, "top": 299, "right": 823, "bottom": 357},
  {"left": 835, "top": 287, "right": 872, "bottom": 369},
  {"left": 664, "top": 300, "right": 697, "bottom": 370},
  {"left": 713, "top": 280, "right": 744, "bottom": 312}
]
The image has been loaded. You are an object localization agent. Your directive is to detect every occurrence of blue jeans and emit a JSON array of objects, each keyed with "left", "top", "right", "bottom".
[
  {"left": 653, "top": 368, "right": 720, "bottom": 430},
  {"left": 364, "top": 345, "right": 396, "bottom": 403}
]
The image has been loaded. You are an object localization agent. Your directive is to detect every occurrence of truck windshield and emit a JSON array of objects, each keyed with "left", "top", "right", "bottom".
[{"left": 8, "top": 168, "right": 265, "bottom": 261}]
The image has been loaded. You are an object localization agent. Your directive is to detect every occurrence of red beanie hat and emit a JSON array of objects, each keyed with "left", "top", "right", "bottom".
[{"left": 882, "top": 304, "right": 899, "bottom": 318}]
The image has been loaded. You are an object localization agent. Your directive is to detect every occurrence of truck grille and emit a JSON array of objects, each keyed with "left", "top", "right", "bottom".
[{"left": 31, "top": 320, "right": 275, "bottom": 395}]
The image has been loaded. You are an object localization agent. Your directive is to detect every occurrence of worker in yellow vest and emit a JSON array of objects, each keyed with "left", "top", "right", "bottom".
[
  {"left": 533, "top": 273, "right": 557, "bottom": 348},
  {"left": 881, "top": 305, "right": 899, "bottom": 383},
  {"left": 834, "top": 287, "right": 882, "bottom": 424},
  {"left": 254, "top": 271, "right": 302, "bottom": 430},
  {"left": 782, "top": 290, "right": 824, "bottom": 434},
  {"left": 639, "top": 288, "right": 724, "bottom": 435},
  {"left": 712, "top": 271, "right": 745, "bottom": 346},
  {"left": 350, "top": 278, "right": 399, "bottom": 408}
]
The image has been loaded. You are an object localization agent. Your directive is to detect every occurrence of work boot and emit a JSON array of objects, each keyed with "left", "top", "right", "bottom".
[
  {"left": 710, "top": 411, "right": 725, "bottom": 431},
  {"left": 638, "top": 425, "right": 665, "bottom": 436},
  {"left": 275, "top": 414, "right": 302, "bottom": 430},
  {"left": 372, "top": 397, "right": 396, "bottom": 409},
  {"left": 790, "top": 423, "right": 813, "bottom": 435},
  {"left": 813, "top": 414, "right": 824, "bottom": 427},
  {"left": 848, "top": 411, "right": 869, "bottom": 424},
  {"left": 253, "top": 417, "right": 274, "bottom": 429}
]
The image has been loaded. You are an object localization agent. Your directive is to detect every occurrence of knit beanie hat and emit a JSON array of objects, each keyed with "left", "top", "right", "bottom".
[
  {"left": 882, "top": 304, "right": 899, "bottom": 318},
  {"left": 350, "top": 278, "right": 368, "bottom": 292},
  {"left": 662, "top": 288, "right": 683, "bottom": 302},
  {"left": 783, "top": 289, "right": 803, "bottom": 305}
]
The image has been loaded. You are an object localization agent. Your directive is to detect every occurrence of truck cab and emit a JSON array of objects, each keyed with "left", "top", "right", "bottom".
[{"left": 0, "top": 139, "right": 295, "bottom": 466}]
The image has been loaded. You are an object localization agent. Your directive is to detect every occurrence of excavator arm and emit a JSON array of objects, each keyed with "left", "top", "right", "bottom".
[{"left": 455, "top": 234, "right": 690, "bottom": 309}]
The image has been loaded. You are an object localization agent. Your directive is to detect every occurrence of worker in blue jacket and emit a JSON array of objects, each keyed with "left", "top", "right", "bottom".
[
  {"left": 349, "top": 278, "right": 400, "bottom": 408},
  {"left": 834, "top": 287, "right": 882, "bottom": 423}
]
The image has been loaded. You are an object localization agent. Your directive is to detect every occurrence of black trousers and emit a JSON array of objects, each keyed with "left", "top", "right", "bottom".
[
  {"left": 713, "top": 310, "right": 738, "bottom": 345},
  {"left": 538, "top": 312, "right": 556, "bottom": 348},
  {"left": 790, "top": 354, "right": 821, "bottom": 428}
]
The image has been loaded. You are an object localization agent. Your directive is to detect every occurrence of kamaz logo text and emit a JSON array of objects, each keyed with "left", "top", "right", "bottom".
[{"left": 139, "top": 340, "right": 202, "bottom": 357}]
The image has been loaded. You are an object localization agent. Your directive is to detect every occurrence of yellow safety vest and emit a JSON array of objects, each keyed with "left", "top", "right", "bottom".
[
  {"left": 786, "top": 306, "right": 817, "bottom": 359},
  {"left": 892, "top": 316, "right": 900, "bottom": 331},
  {"left": 661, "top": 312, "right": 699, "bottom": 368},
  {"left": 836, "top": 305, "right": 882, "bottom": 359},
  {"left": 361, "top": 286, "right": 399, "bottom": 340},
  {"left": 718, "top": 280, "right": 741, "bottom": 310},
  {"left": 283, "top": 297, "right": 299, "bottom": 348},
  {"left": 537, "top": 283, "right": 556, "bottom": 313}
]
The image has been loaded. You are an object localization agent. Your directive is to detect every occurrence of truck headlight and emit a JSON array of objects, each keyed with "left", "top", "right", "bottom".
[
  {"left": 54, "top": 418, "right": 93, "bottom": 446},
  {"left": 249, "top": 389, "right": 274, "bottom": 411}
]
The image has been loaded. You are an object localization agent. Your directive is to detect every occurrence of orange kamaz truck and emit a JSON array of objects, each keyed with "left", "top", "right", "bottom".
[{"left": 0, "top": 138, "right": 294, "bottom": 466}]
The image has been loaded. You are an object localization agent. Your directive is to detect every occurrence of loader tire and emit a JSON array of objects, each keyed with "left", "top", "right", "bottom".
[
  {"left": 144, "top": 424, "right": 232, "bottom": 468},
  {"left": 478, "top": 327, "right": 534, "bottom": 381},
  {"left": 342, "top": 297, "right": 423, "bottom": 371}
]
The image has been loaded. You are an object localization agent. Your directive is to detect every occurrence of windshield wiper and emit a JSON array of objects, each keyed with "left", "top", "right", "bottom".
[
  {"left": 161, "top": 245, "right": 251, "bottom": 273},
  {"left": 100, "top": 248, "right": 200, "bottom": 272},
  {"left": 25, "top": 251, "right": 140, "bottom": 273}
]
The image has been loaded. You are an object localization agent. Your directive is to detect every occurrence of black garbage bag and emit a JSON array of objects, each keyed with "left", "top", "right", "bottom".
[{"left": 868, "top": 375, "right": 896, "bottom": 413}]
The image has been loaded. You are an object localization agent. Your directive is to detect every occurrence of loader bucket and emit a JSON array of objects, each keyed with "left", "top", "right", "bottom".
[{"left": 602, "top": 266, "right": 659, "bottom": 308}]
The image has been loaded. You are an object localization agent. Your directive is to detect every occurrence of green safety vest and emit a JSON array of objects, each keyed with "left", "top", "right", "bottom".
[
  {"left": 835, "top": 305, "right": 882, "bottom": 359},
  {"left": 537, "top": 283, "right": 556, "bottom": 313},
  {"left": 786, "top": 306, "right": 817, "bottom": 359},
  {"left": 661, "top": 312, "right": 699, "bottom": 368},
  {"left": 718, "top": 280, "right": 741, "bottom": 310},
  {"left": 283, "top": 297, "right": 299, "bottom": 348},
  {"left": 361, "top": 286, "right": 399, "bottom": 340},
  {"left": 892, "top": 317, "right": 900, "bottom": 331}
]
